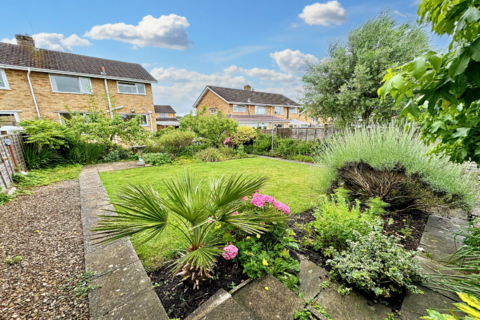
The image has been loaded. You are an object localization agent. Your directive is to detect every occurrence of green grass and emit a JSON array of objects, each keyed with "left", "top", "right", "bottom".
[{"left": 99, "top": 157, "right": 326, "bottom": 271}]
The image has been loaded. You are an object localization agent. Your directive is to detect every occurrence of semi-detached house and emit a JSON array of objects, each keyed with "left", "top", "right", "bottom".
[
  {"left": 0, "top": 34, "right": 159, "bottom": 131},
  {"left": 192, "top": 85, "right": 317, "bottom": 129}
]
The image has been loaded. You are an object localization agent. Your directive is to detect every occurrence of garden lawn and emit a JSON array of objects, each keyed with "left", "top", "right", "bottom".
[{"left": 99, "top": 157, "right": 326, "bottom": 271}]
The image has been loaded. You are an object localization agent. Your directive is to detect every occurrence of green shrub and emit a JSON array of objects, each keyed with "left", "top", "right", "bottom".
[
  {"left": 157, "top": 130, "right": 195, "bottom": 159},
  {"left": 143, "top": 153, "right": 172, "bottom": 166},
  {"left": 195, "top": 147, "right": 228, "bottom": 162},
  {"left": 20, "top": 119, "right": 75, "bottom": 149},
  {"left": 316, "top": 123, "right": 479, "bottom": 210},
  {"left": 309, "top": 188, "right": 385, "bottom": 251},
  {"left": 232, "top": 126, "right": 257, "bottom": 145},
  {"left": 144, "top": 138, "right": 163, "bottom": 153},
  {"left": 0, "top": 192, "right": 15, "bottom": 205},
  {"left": 23, "top": 143, "right": 65, "bottom": 170},
  {"left": 171, "top": 155, "right": 202, "bottom": 165},
  {"left": 152, "top": 126, "right": 175, "bottom": 138},
  {"left": 66, "top": 142, "right": 107, "bottom": 164},
  {"left": 327, "top": 229, "right": 424, "bottom": 297},
  {"left": 102, "top": 147, "right": 132, "bottom": 163},
  {"left": 253, "top": 133, "right": 320, "bottom": 160}
]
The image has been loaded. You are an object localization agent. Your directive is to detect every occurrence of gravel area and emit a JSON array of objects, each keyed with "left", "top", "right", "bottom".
[{"left": 0, "top": 180, "right": 88, "bottom": 319}]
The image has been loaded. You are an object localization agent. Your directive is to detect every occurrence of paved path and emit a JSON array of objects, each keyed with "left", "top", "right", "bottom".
[
  {"left": 257, "top": 155, "right": 320, "bottom": 166},
  {"left": 82, "top": 161, "right": 151, "bottom": 173}
]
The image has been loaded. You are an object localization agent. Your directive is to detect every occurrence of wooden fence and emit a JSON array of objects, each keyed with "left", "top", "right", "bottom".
[
  {"left": 0, "top": 133, "right": 26, "bottom": 190},
  {"left": 260, "top": 125, "right": 347, "bottom": 141}
]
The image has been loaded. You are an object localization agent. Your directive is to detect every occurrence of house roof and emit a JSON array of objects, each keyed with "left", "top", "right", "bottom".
[
  {"left": 195, "top": 85, "right": 300, "bottom": 107},
  {"left": 0, "top": 42, "right": 157, "bottom": 83},
  {"left": 154, "top": 105, "right": 176, "bottom": 114},
  {"left": 227, "top": 115, "right": 291, "bottom": 123}
]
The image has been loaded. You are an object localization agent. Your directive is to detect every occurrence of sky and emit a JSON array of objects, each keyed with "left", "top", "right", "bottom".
[{"left": 1, "top": 0, "right": 450, "bottom": 115}]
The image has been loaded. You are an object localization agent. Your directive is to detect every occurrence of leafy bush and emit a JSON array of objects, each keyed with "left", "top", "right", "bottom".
[
  {"left": 142, "top": 153, "right": 172, "bottom": 166},
  {"left": 421, "top": 292, "right": 480, "bottom": 320},
  {"left": 195, "top": 147, "right": 228, "bottom": 162},
  {"left": 23, "top": 143, "right": 65, "bottom": 170},
  {"left": 315, "top": 123, "right": 479, "bottom": 210},
  {"left": 171, "top": 155, "right": 202, "bottom": 165},
  {"left": 232, "top": 126, "right": 257, "bottom": 145},
  {"left": 327, "top": 229, "right": 424, "bottom": 297},
  {"left": 309, "top": 189, "right": 385, "bottom": 250},
  {"left": 253, "top": 133, "right": 320, "bottom": 161},
  {"left": 157, "top": 130, "right": 195, "bottom": 159},
  {"left": 0, "top": 192, "right": 15, "bottom": 205},
  {"left": 20, "top": 119, "right": 75, "bottom": 149},
  {"left": 66, "top": 142, "right": 107, "bottom": 164},
  {"left": 102, "top": 147, "right": 133, "bottom": 163},
  {"left": 152, "top": 126, "right": 175, "bottom": 137}
]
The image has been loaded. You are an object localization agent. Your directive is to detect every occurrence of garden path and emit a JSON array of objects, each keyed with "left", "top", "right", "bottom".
[{"left": 82, "top": 160, "right": 151, "bottom": 173}]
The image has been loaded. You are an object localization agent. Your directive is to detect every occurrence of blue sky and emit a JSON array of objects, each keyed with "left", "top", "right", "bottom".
[{"left": 1, "top": 0, "right": 449, "bottom": 115}]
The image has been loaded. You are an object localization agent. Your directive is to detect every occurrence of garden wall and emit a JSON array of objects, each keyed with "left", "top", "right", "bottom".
[{"left": 0, "top": 133, "right": 26, "bottom": 190}]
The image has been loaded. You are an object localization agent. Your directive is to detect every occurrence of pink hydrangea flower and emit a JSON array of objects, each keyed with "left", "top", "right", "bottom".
[
  {"left": 242, "top": 196, "right": 249, "bottom": 201},
  {"left": 255, "top": 190, "right": 261, "bottom": 193},
  {"left": 222, "top": 244, "right": 238, "bottom": 260},
  {"left": 230, "top": 211, "right": 239, "bottom": 216},
  {"left": 273, "top": 201, "right": 290, "bottom": 215},
  {"left": 263, "top": 195, "right": 275, "bottom": 204},
  {"left": 251, "top": 197, "right": 265, "bottom": 207},
  {"left": 252, "top": 193, "right": 264, "bottom": 199},
  {"left": 223, "top": 137, "right": 231, "bottom": 145}
]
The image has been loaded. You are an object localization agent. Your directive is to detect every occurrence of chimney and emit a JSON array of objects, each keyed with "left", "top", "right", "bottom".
[
  {"left": 15, "top": 34, "right": 35, "bottom": 47},
  {"left": 244, "top": 84, "right": 251, "bottom": 91}
]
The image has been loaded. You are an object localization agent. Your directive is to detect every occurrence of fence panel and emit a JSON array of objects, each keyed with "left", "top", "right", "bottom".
[{"left": 0, "top": 133, "right": 27, "bottom": 191}]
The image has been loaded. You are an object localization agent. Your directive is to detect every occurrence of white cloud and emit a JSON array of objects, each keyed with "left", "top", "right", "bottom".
[
  {"left": 224, "top": 66, "right": 298, "bottom": 83},
  {"left": 291, "top": 23, "right": 298, "bottom": 28},
  {"left": 142, "top": 62, "right": 158, "bottom": 67},
  {"left": 393, "top": 10, "right": 407, "bottom": 17},
  {"left": 84, "top": 14, "right": 191, "bottom": 50},
  {"left": 204, "top": 46, "right": 270, "bottom": 63},
  {"left": 1, "top": 33, "right": 91, "bottom": 51},
  {"left": 270, "top": 49, "right": 318, "bottom": 74},
  {"left": 130, "top": 45, "right": 137, "bottom": 50},
  {"left": 299, "top": 1, "right": 347, "bottom": 26}
]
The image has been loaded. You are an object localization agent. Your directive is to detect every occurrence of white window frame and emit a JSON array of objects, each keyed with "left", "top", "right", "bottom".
[
  {"left": 117, "top": 82, "right": 146, "bottom": 95},
  {"left": 49, "top": 74, "right": 92, "bottom": 94},
  {"left": 274, "top": 107, "right": 284, "bottom": 115},
  {"left": 290, "top": 107, "right": 298, "bottom": 114},
  {"left": 158, "top": 113, "right": 169, "bottom": 118},
  {"left": 210, "top": 108, "right": 218, "bottom": 115},
  {"left": 233, "top": 104, "right": 246, "bottom": 113},
  {"left": 118, "top": 113, "right": 149, "bottom": 126},
  {"left": 0, "top": 69, "right": 10, "bottom": 90},
  {"left": 0, "top": 111, "right": 20, "bottom": 126},
  {"left": 255, "top": 106, "right": 266, "bottom": 115},
  {"left": 58, "top": 111, "right": 90, "bottom": 124}
]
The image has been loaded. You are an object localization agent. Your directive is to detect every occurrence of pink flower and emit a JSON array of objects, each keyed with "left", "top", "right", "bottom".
[
  {"left": 208, "top": 216, "right": 214, "bottom": 223},
  {"left": 255, "top": 190, "right": 261, "bottom": 193},
  {"left": 251, "top": 197, "right": 265, "bottom": 207},
  {"left": 273, "top": 201, "right": 290, "bottom": 215},
  {"left": 252, "top": 193, "right": 264, "bottom": 199},
  {"left": 242, "top": 196, "right": 249, "bottom": 201},
  {"left": 263, "top": 195, "right": 275, "bottom": 204},
  {"left": 223, "top": 137, "right": 231, "bottom": 145},
  {"left": 222, "top": 244, "right": 238, "bottom": 260},
  {"left": 230, "top": 211, "right": 239, "bottom": 216}
]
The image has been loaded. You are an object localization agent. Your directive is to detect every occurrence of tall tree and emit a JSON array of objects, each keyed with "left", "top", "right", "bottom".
[
  {"left": 379, "top": 0, "right": 480, "bottom": 164},
  {"left": 302, "top": 11, "right": 430, "bottom": 126}
]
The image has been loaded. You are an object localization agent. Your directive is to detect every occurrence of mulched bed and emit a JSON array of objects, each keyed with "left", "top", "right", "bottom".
[
  {"left": 0, "top": 181, "right": 88, "bottom": 319},
  {"left": 149, "top": 258, "right": 249, "bottom": 319},
  {"left": 288, "top": 207, "right": 429, "bottom": 312}
]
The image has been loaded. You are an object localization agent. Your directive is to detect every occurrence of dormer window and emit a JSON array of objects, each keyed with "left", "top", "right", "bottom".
[
  {"left": 117, "top": 82, "right": 146, "bottom": 94},
  {"left": 233, "top": 104, "right": 246, "bottom": 112},
  {"left": 255, "top": 106, "right": 266, "bottom": 115},
  {"left": 50, "top": 75, "right": 92, "bottom": 94}
]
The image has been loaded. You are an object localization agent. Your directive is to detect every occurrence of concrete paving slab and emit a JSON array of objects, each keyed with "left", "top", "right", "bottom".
[
  {"left": 233, "top": 275, "right": 305, "bottom": 320},
  {"left": 299, "top": 259, "right": 328, "bottom": 301},
  {"left": 314, "top": 283, "right": 391, "bottom": 320},
  {"left": 419, "top": 231, "right": 462, "bottom": 261},
  {"left": 186, "top": 289, "right": 254, "bottom": 320},
  {"left": 85, "top": 239, "right": 139, "bottom": 276}
]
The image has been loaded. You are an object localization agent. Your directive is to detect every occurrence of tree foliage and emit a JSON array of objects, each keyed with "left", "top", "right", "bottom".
[
  {"left": 180, "top": 107, "right": 238, "bottom": 147},
  {"left": 302, "top": 11, "right": 430, "bottom": 126},
  {"left": 157, "top": 130, "right": 196, "bottom": 159},
  {"left": 20, "top": 119, "right": 75, "bottom": 149},
  {"left": 379, "top": 0, "right": 480, "bottom": 163}
]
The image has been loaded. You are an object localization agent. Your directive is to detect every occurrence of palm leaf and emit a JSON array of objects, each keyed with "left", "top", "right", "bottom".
[{"left": 91, "top": 184, "right": 169, "bottom": 245}]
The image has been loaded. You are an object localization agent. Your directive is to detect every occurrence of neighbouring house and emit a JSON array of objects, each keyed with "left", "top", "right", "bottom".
[
  {"left": 192, "top": 85, "right": 316, "bottom": 129},
  {"left": 155, "top": 105, "right": 180, "bottom": 129},
  {"left": 0, "top": 34, "right": 158, "bottom": 131}
]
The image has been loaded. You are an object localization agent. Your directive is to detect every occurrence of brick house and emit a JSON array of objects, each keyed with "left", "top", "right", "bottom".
[
  {"left": 0, "top": 34, "right": 159, "bottom": 131},
  {"left": 155, "top": 105, "right": 180, "bottom": 129},
  {"left": 192, "top": 85, "right": 317, "bottom": 129}
]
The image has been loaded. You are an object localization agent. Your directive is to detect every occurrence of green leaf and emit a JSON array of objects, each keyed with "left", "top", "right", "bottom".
[
  {"left": 449, "top": 49, "right": 471, "bottom": 78},
  {"left": 410, "top": 58, "right": 427, "bottom": 79},
  {"left": 465, "top": 65, "right": 480, "bottom": 87},
  {"left": 400, "top": 99, "right": 421, "bottom": 118},
  {"left": 452, "top": 127, "right": 470, "bottom": 138},
  {"left": 430, "top": 121, "right": 446, "bottom": 133},
  {"left": 452, "top": 74, "right": 468, "bottom": 96},
  {"left": 470, "top": 38, "right": 480, "bottom": 61},
  {"left": 391, "top": 75, "right": 406, "bottom": 91},
  {"left": 462, "top": 6, "right": 480, "bottom": 24},
  {"left": 427, "top": 53, "right": 443, "bottom": 72}
]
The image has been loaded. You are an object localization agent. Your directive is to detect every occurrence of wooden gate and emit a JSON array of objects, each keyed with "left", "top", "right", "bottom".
[{"left": 0, "top": 133, "right": 26, "bottom": 190}]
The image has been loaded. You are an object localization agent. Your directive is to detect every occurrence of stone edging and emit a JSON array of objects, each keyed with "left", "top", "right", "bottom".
[{"left": 79, "top": 170, "right": 168, "bottom": 319}]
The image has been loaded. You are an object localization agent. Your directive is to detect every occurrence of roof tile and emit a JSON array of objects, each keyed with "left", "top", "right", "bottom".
[{"left": 207, "top": 86, "right": 300, "bottom": 106}]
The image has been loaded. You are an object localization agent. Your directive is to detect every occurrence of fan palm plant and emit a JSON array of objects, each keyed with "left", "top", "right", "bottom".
[{"left": 91, "top": 173, "right": 288, "bottom": 289}]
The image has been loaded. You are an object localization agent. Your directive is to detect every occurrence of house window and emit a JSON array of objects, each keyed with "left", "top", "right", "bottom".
[
  {"left": 158, "top": 113, "right": 168, "bottom": 117},
  {"left": 0, "top": 69, "right": 10, "bottom": 90},
  {"left": 50, "top": 75, "right": 92, "bottom": 94},
  {"left": 312, "top": 117, "right": 319, "bottom": 122},
  {"left": 210, "top": 108, "right": 217, "bottom": 115},
  {"left": 290, "top": 107, "right": 298, "bottom": 114},
  {"left": 117, "top": 82, "right": 146, "bottom": 94},
  {"left": 255, "top": 106, "right": 266, "bottom": 115},
  {"left": 0, "top": 112, "right": 20, "bottom": 127},
  {"left": 233, "top": 104, "right": 246, "bottom": 112},
  {"left": 58, "top": 112, "right": 89, "bottom": 124},
  {"left": 118, "top": 113, "right": 148, "bottom": 126},
  {"left": 275, "top": 123, "right": 285, "bottom": 128},
  {"left": 274, "top": 107, "right": 284, "bottom": 115}
]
